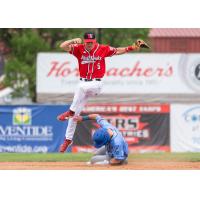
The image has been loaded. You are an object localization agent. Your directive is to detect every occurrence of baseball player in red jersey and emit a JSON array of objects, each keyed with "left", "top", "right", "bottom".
[{"left": 57, "top": 32, "right": 149, "bottom": 152}]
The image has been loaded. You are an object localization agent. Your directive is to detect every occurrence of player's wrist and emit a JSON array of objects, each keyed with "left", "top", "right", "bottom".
[
  {"left": 125, "top": 46, "right": 134, "bottom": 52},
  {"left": 125, "top": 45, "right": 139, "bottom": 52},
  {"left": 71, "top": 38, "right": 82, "bottom": 44},
  {"left": 68, "top": 39, "right": 77, "bottom": 45},
  {"left": 82, "top": 115, "right": 90, "bottom": 121}
]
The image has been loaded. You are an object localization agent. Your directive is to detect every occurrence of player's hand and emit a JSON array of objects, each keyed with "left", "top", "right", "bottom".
[
  {"left": 73, "top": 115, "right": 82, "bottom": 122},
  {"left": 72, "top": 38, "right": 82, "bottom": 44},
  {"left": 134, "top": 39, "right": 150, "bottom": 49}
]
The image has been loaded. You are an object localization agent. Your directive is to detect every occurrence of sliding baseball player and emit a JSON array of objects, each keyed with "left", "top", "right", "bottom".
[
  {"left": 57, "top": 31, "right": 149, "bottom": 152},
  {"left": 74, "top": 114, "right": 128, "bottom": 165}
]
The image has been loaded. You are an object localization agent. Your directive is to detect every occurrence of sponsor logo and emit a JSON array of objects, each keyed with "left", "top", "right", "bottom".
[
  {"left": 183, "top": 106, "right": 200, "bottom": 123},
  {"left": 0, "top": 145, "right": 48, "bottom": 153},
  {"left": 183, "top": 106, "right": 200, "bottom": 132},
  {"left": 179, "top": 55, "right": 200, "bottom": 92},
  {"left": 13, "top": 107, "right": 31, "bottom": 125},
  {"left": 189, "top": 60, "right": 200, "bottom": 91},
  {"left": 47, "top": 60, "right": 173, "bottom": 77},
  {"left": 0, "top": 107, "right": 53, "bottom": 142},
  {"left": 92, "top": 115, "right": 150, "bottom": 145},
  {"left": 80, "top": 55, "right": 102, "bottom": 64},
  {"left": 87, "top": 34, "right": 93, "bottom": 39},
  {"left": 83, "top": 104, "right": 169, "bottom": 113}
]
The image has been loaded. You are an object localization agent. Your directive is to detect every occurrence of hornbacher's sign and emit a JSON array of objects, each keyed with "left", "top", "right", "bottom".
[
  {"left": 37, "top": 53, "right": 199, "bottom": 94},
  {"left": 47, "top": 60, "right": 173, "bottom": 77}
]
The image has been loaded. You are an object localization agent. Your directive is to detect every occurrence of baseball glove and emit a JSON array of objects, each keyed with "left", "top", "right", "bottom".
[{"left": 135, "top": 39, "right": 150, "bottom": 49}]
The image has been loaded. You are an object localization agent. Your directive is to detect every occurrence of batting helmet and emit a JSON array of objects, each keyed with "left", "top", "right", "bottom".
[{"left": 92, "top": 128, "right": 110, "bottom": 148}]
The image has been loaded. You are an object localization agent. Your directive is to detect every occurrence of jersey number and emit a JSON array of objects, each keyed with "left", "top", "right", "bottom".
[{"left": 97, "top": 63, "right": 101, "bottom": 70}]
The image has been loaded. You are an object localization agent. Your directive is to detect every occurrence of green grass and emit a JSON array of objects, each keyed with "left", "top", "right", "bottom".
[
  {"left": 0, "top": 153, "right": 92, "bottom": 162},
  {"left": 0, "top": 152, "right": 200, "bottom": 162}
]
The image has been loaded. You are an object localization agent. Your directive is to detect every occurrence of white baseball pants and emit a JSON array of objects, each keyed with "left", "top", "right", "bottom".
[{"left": 65, "top": 80, "right": 103, "bottom": 140}]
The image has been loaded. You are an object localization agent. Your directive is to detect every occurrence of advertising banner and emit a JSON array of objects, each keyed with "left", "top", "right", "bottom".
[
  {"left": 72, "top": 104, "right": 170, "bottom": 153},
  {"left": 171, "top": 104, "right": 200, "bottom": 152},
  {"left": 0, "top": 105, "right": 69, "bottom": 152},
  {"left": 37, "top": 53, "right": 200, "bottom": 94}
]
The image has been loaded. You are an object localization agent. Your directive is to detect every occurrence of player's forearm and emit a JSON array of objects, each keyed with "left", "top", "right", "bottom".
[
  {"left": 60, "top": 38, "right": 82, "bottom": 52},
  {"left": 115, "top": 46, "right": 139, "bottom": 55},
  {"left": 115, "top": 47, "right": 127, "bottom": 55},
  {"left": 82, "top": 114, "right": 100, "bottom": 121},
  {"left": 59, "top": 40, "right": 73, "bottom": 51},
  {"left": 74, "top": 114, "right": 100, "bottom": 122}
]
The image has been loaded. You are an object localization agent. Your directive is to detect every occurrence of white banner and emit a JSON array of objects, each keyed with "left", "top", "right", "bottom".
[
  {"left": 171, "top": 104, "right": 200, "bottom": 152},
  {"left": 36, "top": 53, "right": 200, "bottom": 94}
]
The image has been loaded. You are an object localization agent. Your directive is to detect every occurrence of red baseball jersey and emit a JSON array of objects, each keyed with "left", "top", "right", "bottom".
[{"left": 69, "top": 43, "right": 117, "bottom": 79}]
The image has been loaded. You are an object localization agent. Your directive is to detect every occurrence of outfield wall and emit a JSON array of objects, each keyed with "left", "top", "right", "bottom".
[{"left": 0, "top": 104, "right": 200, "bottom": 153}]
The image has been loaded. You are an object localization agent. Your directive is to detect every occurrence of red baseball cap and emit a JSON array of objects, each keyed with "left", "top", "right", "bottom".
[{"left": 83, "top": 32, "right": 96, "bottom": 43}]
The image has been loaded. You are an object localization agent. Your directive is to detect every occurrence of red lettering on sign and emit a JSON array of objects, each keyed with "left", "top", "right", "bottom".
[
  {"left": 143, "top": 68, "right": 153, "bottom": 76},
  {"left": 47, "top": 61, "right": 79, "bottom": 77},
  {"left": 46, "top": 60, "right": 174, "bottom": 78},
  {"left": 107, "top": 68, "right": 118, "bottom": 76},
  {"left": 119, "top": 68, "right": 130, "bottom": 76},
  {"left": 129, "top": 61, "right": 141, "bottom": 76}
]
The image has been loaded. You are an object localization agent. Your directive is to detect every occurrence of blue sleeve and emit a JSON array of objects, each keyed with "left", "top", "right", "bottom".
[
  {"left": 112, "top": 144, "right": 125, "bottom": 160},
  {"left": 96, "top": 115, "right": 112, "bottom": 129}
]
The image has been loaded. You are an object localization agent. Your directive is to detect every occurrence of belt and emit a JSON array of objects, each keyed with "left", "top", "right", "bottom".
[{"left": 80, "top": 78, "right": 101, "bottom": 81}]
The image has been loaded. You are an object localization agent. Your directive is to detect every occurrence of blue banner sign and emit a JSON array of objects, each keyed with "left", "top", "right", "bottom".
[{"left": 0, "top": 105, "right": 69, "bottom": 152}]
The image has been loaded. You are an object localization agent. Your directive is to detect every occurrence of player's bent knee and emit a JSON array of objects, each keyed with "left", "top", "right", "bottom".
[{"left": 90, "top": 155, "right": 109, "bottom": 165}]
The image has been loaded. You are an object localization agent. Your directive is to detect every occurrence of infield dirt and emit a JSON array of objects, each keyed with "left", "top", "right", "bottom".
[{"left": 1, "top": 160, "right": 200, "bottom": 170}]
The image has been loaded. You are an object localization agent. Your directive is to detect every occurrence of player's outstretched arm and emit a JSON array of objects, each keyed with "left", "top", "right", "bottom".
[
  {"left": 74, "top": 114, "right": 111, "bottom": 129},
  {"left": 115, "top": 39, "right": 150, "bottom": 55},
  {"left": 115, "top": 46, "right": 138, "bottom": 55},
  {"left": 73, "top": 114, "right": 100, "bottom": 122},
  {"left": 60, "top": 38, "right": 82, "bottom": 52}
]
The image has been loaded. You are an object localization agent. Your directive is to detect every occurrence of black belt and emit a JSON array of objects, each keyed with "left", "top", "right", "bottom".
[{"left": 80, "top": 78, "right": 101, "bottom": 81}]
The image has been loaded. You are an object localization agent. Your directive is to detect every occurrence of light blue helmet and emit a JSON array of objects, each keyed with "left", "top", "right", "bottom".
[{"left": 92, "top": 128, "right": 110, "bottom": 148}]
